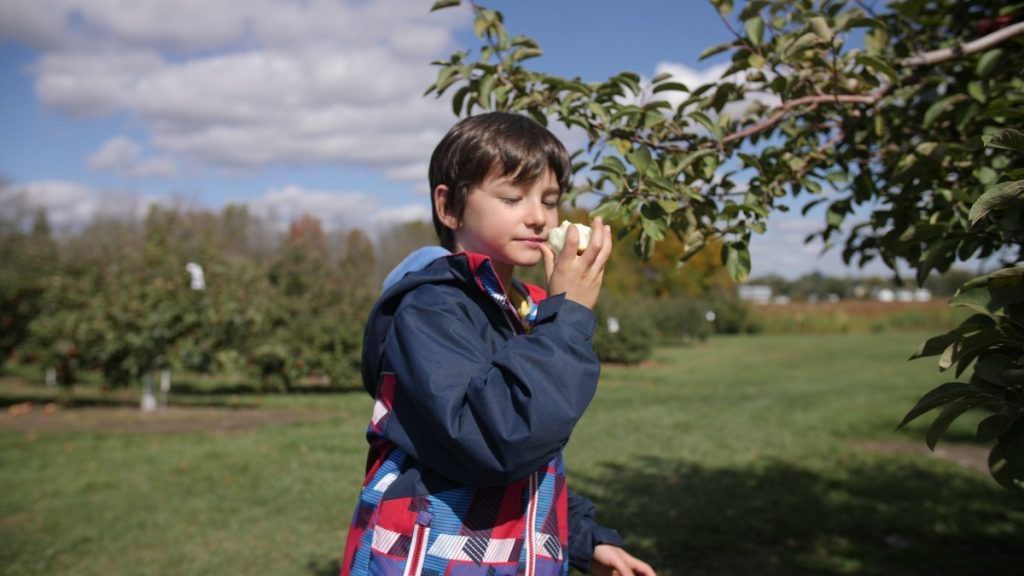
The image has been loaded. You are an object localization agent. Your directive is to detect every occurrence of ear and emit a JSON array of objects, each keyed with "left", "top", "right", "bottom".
[{"left": 433, "top": 184, "right": 460, "bottom": 230}]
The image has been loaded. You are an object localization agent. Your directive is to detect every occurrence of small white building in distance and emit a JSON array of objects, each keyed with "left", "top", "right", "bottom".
[
  {"left": 874, "top": 288, "right": 933, "bottom": 302},
  {"left": 738, "top": 285, "right": 773, "bottom": 304}
]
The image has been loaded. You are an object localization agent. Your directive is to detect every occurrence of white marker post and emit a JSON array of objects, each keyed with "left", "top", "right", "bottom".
[
  {"left": 159, "top": 369, "right": 171, "bottom": 409},
  {"left": 141, "top": 371, "right": 157, "bottom": 412}
]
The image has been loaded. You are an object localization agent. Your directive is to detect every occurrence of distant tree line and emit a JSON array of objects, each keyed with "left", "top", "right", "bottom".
[
  {"left": 0, "top": 189, "right": 746, "bottom": 393},
  {"left": 750, "top": 268, "right": 979, "bottom": 301},
  {"left": 0, "top": 185, "right": 436, "bottom": 393}
]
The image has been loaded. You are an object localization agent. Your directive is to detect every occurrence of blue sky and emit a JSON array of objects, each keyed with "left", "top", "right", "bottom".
[{"left": 0, "top": 0, "right": 904, "bottom": 278}]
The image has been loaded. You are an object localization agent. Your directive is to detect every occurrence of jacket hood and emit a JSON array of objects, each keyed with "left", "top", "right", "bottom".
[{"left": 362, "top": 249, "right": 504, "bottom": 396}]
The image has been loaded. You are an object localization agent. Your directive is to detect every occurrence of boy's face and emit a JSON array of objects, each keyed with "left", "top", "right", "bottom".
[{"left": 450, "top": 166, "right": 560, "bottom": 274}]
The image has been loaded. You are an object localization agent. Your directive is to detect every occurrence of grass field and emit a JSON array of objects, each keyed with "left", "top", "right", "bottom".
[
  {"left": 2, "top": 333, "right": 1022, "bottom": 575},
  {"left": 747, "top": 300, "right": 967, "bottom": 334}
]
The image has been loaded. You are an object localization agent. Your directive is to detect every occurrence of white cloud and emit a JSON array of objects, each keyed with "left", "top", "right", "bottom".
[
  {"left": 15, "top": 180, "right": 156, "bottom": 230},
  {"left": 245, "top": 183, "right": 433, "bottom": 238},
  {"left": 9, "top": 178, "right": 431, "bottom": 235},
  {"left": 373, "top": 203, "right": 431, "bottom": 227},
  {"left": 87, "top": 135, "right": 178, "bottom": 179},
  {"left": 3, "top": 0, "right": 473, "bottom": 179},
  {"left": 245, "top": 184, "right": 428, "bottom": 232}
]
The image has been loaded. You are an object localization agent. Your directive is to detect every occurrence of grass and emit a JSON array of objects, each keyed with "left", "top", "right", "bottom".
[
  {"left": 2, "top": 333, "right": 1022, "bottom": 575},
  {"left": 748, "top": 300, "right": 968, "bottom": 334}
]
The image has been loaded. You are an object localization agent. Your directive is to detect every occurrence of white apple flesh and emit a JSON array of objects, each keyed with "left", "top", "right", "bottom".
[{"left": 547, "top": 220, "right": 592, "bottom": 254}]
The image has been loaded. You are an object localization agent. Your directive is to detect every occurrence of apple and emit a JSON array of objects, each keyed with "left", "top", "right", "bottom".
[{"left": 547, "top": 220, "right": 592, "bottom": 253}]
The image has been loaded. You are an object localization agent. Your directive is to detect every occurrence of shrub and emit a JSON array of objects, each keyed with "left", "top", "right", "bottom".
[
  {"left": 642, "top": 296, "right": 712, "bottom": 344},
  {"left": 592, "top": 298, "right": 655, "bottom": 364}
]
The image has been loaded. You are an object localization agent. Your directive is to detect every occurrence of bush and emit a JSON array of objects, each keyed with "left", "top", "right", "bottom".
[
  {"left": 592, "top": 299, "right": 655, "bottom": 364},
  {"left": 707, "top": 297, "right": 761, "bottom": 335},
  {"left": 641, "top": 296, "right": 712, "bottom": 344}
]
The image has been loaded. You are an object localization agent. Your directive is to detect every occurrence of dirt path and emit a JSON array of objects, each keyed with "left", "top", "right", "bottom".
[
  {"left": 859, "top": 439, "right": 990, "bottom": 474},
  {"left": 0, "top": 403, "right": 335, "bottom": 434}
]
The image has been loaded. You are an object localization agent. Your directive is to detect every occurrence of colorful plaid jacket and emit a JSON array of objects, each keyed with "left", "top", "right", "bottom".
[{"left": 341, "top": 250, "right": 620, "bottom": 576}]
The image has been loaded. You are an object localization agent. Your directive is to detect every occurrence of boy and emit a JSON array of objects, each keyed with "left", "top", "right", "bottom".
[{"left": 342, "top": 112, "right": 655, "bottom": 576}]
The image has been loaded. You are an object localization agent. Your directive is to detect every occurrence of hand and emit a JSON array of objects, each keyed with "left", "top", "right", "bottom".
[
  {"left": 590, "top": 544, "right": 657, "bottom": 576},
  {"left": 541, "top": 217, "right": 612, "bottom": 310}
]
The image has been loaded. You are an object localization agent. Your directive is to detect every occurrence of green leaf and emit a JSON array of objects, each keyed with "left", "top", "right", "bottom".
[
  {"left": 865, "top": 27, "right": 888, "bottom": 55},
  {"left": 926, "top": 397, "right": 989, "bottom": 450},
  {"left": 978, "top": 414, "right": 1013, "bottom": 443},
  {"left": 969, "top": 180, "right": 1024, "bottom": 226},
  {"left": 910, "top": 332, "right": 959, "bottom": 360},
  {"left": 699, "top": 41, "right": 733, "bottom": 61},
  {"left": 588, "top": 101, "right": 609, "bottom": 125},
  {"left": 590, "top": 200, "right": 628, "bottom": 221},
  {"left": 452, "top": 86, "right": 471, "bottom": 116},
  {"left": 808, "top": 16, "right": 832, "bottom": 40},
  {"left": 967, "top": 81, "right": 986, "bottom": 104},
  {"left": 626, "top": 145, "right": 654, "bottom": 176},
  {"left": 509, "top": 35, "right": 540, "bottom": 49},
  {"left": 989, "top": 439, "right": 1024, "bottom": 497},
  {"left": 676, "top": 149, "right": 717, "bottom": 173},
  {"left": 429, "top": 0, "right": 461, "bottom": 11},
  {"left": 975, "top": 48, "right": 1003, "bottom": 78},
  {"left": 477, "top": 74, "right": 496, "bottom": 108},
  {"left": 722, "top": 241, "right": 751, "bottom": 282},
  {"left": 745, "top": 17, "right": 764, "bottom": 47},
  {"left": 473, "top": 14, "right": 489, "bottom": 38},
  {"left": 923, "top": 94, "right": 967, "bottom": 129},
  {"left": 785, "top": 32, "right": 820, "bottom": 58},
  {"left": 713, "top": 0, "right": 733, "bottom": 17},
  {"left": 688, "top": 111, "right": 717, "bottom": 136},
  {"left": 510, "top": 47, "right": 543, "bottom": 62},
  {"left": 640, "top": 216, "right": 667, "bottom": 241},
  {"left": 896, "top": 382, "right": 978, "bottom": 430},
  {"left": 858, "top": 53, "right": 898, "bottom": 83},
  {"left": 984, "top": 129, "right": 1024, "bottom": 153},
  {"left": 652, "top": 81, "right": 690, "bottom": 94}
]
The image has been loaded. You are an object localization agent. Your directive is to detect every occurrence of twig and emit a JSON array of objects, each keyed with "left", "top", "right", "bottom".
[
  {"left": 716, "top": 17, "right": 1024, "bottom": 145},
  {"left": 722, "top": 93, "right": 879, "bottom": 144},
  {"left": 900, "top": 21, "right": 1024, "bottom": 67}
]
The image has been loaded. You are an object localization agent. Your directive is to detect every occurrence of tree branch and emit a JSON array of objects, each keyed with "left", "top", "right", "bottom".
[
  {"left": 722, "top": 94, "right": 879, "bottom": 144},
  {"left": 715, "top": 19, "right": 1024, "bottom": 146},
  {"left": 900, "top": 21, "right": 1024, "bottom": 67}
]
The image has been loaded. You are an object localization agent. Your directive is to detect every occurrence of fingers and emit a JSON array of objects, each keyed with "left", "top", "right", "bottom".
[
  {"left": 563, "top": 221, "right": 580, "bottom": 257},
  {"left": 593, "top": 222, "right": 613, "bottom": 268},
  {"left": 540, "top": 243, "right": 555, "bottom": 281},
  {"left": 630, "top": 557, "right": 657, "bottom": 576},
  {"left": 609, "top": 556, "right": 634, "bottom": 576}
]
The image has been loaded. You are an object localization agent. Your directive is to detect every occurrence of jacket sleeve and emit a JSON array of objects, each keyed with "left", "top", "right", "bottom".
[
  {"left": 568, "top": 489, "right": 623, "bottom": 572},
  {"left": 382, "top": 284, "right": 600, "bottom": 487}
]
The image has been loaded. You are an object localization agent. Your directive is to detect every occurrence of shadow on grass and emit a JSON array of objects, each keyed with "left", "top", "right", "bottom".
[
  {"left": 576, "top": 456, "right": 1024, "bottom": 576},
  {"left": 306, "top": 558, "right": 341, "bottom": 576},
  {"left": 169, "top": 381, "right": 363, "bottom": 396},
  {"left": 0, "top": 393, "right": 137, "bottom": 408}
]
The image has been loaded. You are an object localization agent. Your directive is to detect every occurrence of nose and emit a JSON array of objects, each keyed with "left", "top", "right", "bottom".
[{"left": 524, "top": 198, "right": 546, "bottom": 228}]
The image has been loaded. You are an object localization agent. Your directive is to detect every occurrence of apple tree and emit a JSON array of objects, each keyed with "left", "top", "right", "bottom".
[{"left": 427, "top": 0, "right": 1024, "bottom": 495}]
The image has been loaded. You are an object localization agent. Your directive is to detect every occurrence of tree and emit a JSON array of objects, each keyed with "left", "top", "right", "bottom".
[
  {"left": 0, "top": 187, "right": 57, "bottom": 370},
  {"left": 428, "top": 0, "right": 1023, "bottom": 495}
]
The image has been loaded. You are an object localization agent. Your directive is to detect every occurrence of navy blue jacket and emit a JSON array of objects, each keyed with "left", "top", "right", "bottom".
[{"left": 347, "top": 249, "right": 621, "bottom": 573}]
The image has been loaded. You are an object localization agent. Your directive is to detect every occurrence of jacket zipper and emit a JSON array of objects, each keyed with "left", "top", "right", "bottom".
[
  {"left": 403, "top": 520, "right": 429, "bottom": 576},
  {"left": 525, "top": 471, "right": 539, "bottom": 576}
]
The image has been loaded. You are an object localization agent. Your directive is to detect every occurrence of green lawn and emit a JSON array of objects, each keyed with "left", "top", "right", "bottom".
[{"left": 2, "top": 333, "right": 1022, "bottom": 575}]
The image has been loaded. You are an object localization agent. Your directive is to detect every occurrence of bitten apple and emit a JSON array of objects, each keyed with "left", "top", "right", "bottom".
[{"left": 547, "top": 220, "right": 592, "bottom": 254}]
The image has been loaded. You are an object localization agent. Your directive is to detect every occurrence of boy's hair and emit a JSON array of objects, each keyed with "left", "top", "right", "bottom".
[{"left": 429, "top": 112, "right": 572, "bottom": 251}]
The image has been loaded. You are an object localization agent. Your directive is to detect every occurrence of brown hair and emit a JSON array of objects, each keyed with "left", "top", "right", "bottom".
[{"left": 428, "top": 112, "right": 572, "bottom": 250}]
